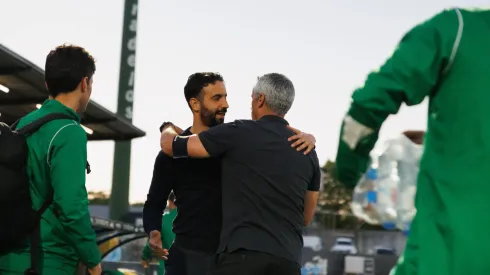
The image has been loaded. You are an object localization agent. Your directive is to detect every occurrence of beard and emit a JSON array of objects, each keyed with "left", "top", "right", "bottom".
[{"left": 200, "top": 105, "right": 227, "bottom": 127}]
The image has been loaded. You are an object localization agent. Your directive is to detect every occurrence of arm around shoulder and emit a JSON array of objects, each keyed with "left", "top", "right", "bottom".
[
  {"left": 160, "top": 127, "right": 211, "bottom": 158},
  {"left": 197, "top": 121, "right": 241, "bottom": 157},
  {"left": 161, "top": 121, "right": 241, "bottom": 158}
]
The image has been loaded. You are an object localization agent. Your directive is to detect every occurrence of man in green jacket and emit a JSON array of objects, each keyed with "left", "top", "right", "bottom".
[
  {"left": 141, "top": 192, "right": 177, "bottom": 275},
  {"left": 335, "top": 8, "right": 490, "bottom": 275},
  {"left": 0, "top": 45, "right": 102, "bottom": 275}
]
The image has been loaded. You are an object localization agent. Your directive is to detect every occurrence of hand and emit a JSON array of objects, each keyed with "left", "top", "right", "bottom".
[
  {"left": 402, "top": 130, "right": 425, "bottom": 145},
  {"left": 172, "top": 124, "right": 184, "bottom": 135},
  {"left": 88, "top": 263, "right": 102, "bottom": 275},
  {"left": 141, "top": 259, "right": 150, "bottom": 268},
  {"left": 287, "top": 125, "right": 316, "bottom": 155},
  {"left": 160, "top": 122, "right": 184, "bottom": 135},
  {"left": 149, "top": 230, "right": 169, "bottom": 260}
]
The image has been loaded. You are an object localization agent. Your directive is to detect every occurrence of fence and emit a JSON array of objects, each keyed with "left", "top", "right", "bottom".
[
  {"left": 92, "top": 214, "right": 405, "bottom": 274},
  {"left": 301, "top": 250, "right": 398, "bottom": 275},
  {"left": 299, "top": 211, "right": 405, "bottom": 274}
]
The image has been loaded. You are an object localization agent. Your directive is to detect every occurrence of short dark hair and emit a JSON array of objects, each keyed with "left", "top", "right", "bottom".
[
  {"left": 168, "top": 191, "right": 175, "bottom": 202},
  {"left": 45, "top": 44, "right": 96, "bottom": 98},
  {"left": 184, "top": 72, "right": 224, "bottom": 106}
]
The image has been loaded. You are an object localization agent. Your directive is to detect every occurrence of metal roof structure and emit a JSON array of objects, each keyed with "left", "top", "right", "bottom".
[{"left": 0, "top": 44, "right": 145, "bottom": 141}]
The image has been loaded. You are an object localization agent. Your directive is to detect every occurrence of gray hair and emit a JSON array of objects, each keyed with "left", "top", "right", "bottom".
[{"left": 253, "top": 73, "right": 295, "bottom": 116}]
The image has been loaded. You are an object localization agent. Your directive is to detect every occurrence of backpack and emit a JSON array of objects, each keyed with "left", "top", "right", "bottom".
[{"left": 0, "top": 113, "right": 76, "bottom": 274}]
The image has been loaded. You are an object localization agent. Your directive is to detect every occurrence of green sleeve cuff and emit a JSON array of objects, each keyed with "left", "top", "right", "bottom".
[
  {"left": 68, "top": 214, "right": 101, "bottom": 267},
  {"left": 80, "top": 242, "right": 101, "bottom": 268},
  {"left": 141, "top": 242, "right": 152, "bottom": 260},
  {"left": 336, "top": 104, "right": 380, "bottom": 188}
]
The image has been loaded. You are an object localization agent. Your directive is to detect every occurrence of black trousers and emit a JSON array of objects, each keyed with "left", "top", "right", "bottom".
[
  {"left": 208, "top": 249, "right": 300, "bottom": 275},
  {"left": 165, "top": 244, "right": 214, "bottom": 275}
]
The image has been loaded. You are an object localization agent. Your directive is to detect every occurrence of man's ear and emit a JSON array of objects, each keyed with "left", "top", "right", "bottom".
[
  {"left": 81, "top": 77, "right": 89, "bottom": 93},
  {"left": 189, "top": 98, "right": 200, "bottom": 113},
  {"left": 257, "top": 93, "right": 266, "bottom": 108}
]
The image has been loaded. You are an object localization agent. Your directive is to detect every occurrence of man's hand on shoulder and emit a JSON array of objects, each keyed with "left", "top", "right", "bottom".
[
  {"left": 160, "top": 122, "right": 181, "bottom": 156},
  {"left": 287, "top": 125, "right": 316, "bottom": 155},
  {"left": 160, "top": 122, "right": 184, "bottom": 135}
]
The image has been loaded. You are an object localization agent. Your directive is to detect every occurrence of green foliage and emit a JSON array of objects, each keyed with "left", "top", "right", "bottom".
[
  {"left": 88, "top": 191, "right": 110, "bottom": 205},
  {"left": 88, "top": 191, "right": 145, "bottom": 206}
]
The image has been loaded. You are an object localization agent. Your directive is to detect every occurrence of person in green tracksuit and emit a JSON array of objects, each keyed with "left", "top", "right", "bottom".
[
  {"left": 335, "top": 8, "right": 490, "bottom": 275},
  {"left": 0, "top": 45, "right": 101, "bottom": 275},
  {"left": 141, "top": 192, "right": 177, "bottom": 275}
]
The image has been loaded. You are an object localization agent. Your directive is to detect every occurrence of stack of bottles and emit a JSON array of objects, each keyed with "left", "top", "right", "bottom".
[{"left": 350, "top": 134, "right": 423, "bottom": 235}]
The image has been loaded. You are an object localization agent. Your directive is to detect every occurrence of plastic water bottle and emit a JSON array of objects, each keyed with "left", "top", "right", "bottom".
[
  {"left": 393, "top": 135, "right": 422, "bottom": 234},
  {"left": 371, "top": 166, "right": 399, "bottom": 230},
  {"left": 351, "top": 136, "right": 413, "bottom": 230},
  {"left": 351, "top": 167, "right": 382, "bottom": 225}
]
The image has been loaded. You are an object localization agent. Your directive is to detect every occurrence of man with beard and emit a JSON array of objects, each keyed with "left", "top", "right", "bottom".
[
  {"left": 159, "top": 73, "right": 320, "bottom": 275},
  {"left": 143, "top": 72, "right": 227, "bottom": 275},
  {"left": 143, "top": 72, "right": 315, "bottom": 275}
]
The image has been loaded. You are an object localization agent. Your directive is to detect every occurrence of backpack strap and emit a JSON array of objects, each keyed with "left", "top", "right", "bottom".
[
  {"left": 26, "top": 200, "right": 52, "bottom": 275},
  {"left": 16, "top": 113, "right": 75, "bottom": 136},
  {"left": 14, "top": 112, "right": 80, "bottom": 217},
  {"left": 10, "top": 118, "right": 21, "bottom": 131}
]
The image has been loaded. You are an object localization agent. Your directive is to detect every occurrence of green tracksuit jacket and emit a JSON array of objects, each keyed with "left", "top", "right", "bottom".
[
  {"left": 335, "top": 8, "right": 490, "bottom": 275},
  {"left": 0, "top": 99, "right": 101, "bottom": 274},
  {"left": 141, "top": 208, "right": 177, "bottom": 275}
]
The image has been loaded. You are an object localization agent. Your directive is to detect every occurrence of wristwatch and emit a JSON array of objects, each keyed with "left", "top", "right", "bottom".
[{"left": 159, "top": 122, "right": 174, "bottom": 132}]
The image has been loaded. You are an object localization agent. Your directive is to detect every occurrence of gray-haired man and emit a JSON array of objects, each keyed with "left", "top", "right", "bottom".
[{"left": 160, "top": 73, "right": 321, "bottom": 275}]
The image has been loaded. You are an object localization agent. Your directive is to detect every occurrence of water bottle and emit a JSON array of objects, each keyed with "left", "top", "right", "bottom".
[
  {"left": 373, "top": 139, "right": 404, "bottom": 230},
  {"left": 371, "top": 166, "right": 399, "bottom": 230},
  {"left": 351, "top": 137, "right": 408, "bottom": 230},
  {"left": 351, "top": 166, "right": 382, "bottom": 225},
  {"left": 393, "top": 135, "right": 422, "bottom": 233}
]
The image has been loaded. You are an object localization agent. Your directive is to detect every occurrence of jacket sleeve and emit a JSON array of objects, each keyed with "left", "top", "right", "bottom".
[
  {"left": 48, "top": 124, "right": 101, "bottom": 267},
  {"left": 143, "top": 152, "right": 173, "bottom": 235},
  {"left": 141, "top": 242, "right": 152, "bottom": 261},
  {"left": 336, "top": 9, "right": 460, "bottom": 188},
  {"left": 161, "top": 211, "right": 176, "bottom": 249}
]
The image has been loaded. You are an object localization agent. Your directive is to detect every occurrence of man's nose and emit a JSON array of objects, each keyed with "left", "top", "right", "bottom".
[{"left": 221, "top": 98, "right": 229, "bottom": 109}]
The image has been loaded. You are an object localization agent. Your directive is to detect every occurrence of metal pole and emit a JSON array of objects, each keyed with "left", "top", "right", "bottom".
[{"left": 109, "top": 0, "right": 139, "bottom": 221}]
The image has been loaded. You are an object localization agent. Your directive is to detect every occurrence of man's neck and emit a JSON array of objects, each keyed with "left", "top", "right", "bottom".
[
  {"left": 256, "top": 110, "right": 283, "bottom": 120},
  {"left": 54, "top": 94, "right": 80, "bottom": 113},
  {"left": 190, "top": 119, "right": 210, "bottom": 134}
]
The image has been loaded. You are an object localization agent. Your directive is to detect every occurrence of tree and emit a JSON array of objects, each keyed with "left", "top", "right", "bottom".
[
  {"left": 88, "top": 191, "right": 110, "bottom": 205},
  {"left": 88, "top": 191, "right": 145, "bottom": 206},
  {"left": 318, "top": 160, "right": 383, "bottom": 230}
]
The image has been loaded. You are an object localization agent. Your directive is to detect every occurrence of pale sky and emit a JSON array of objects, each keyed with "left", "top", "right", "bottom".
[{"left": 1, "top": 0, "right": 486, "bottom": 203}]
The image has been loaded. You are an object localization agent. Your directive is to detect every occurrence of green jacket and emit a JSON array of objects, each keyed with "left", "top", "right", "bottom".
[
  {"left": 336, "top": 8, "right": 490, "bottom": 275},
  {"left": 0, "top": 99, "right": 100, "bottom": 274},
  {"left": 142, "top": 208, "right": 177, "bottom": 275},
  {"left": 336, "top": 7, "right": 463, "bottom": 187}
]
